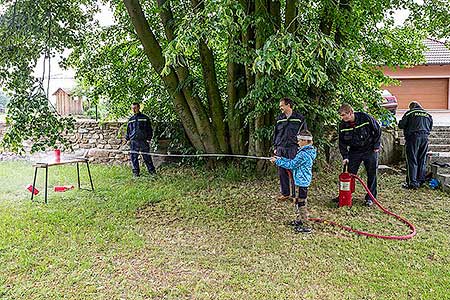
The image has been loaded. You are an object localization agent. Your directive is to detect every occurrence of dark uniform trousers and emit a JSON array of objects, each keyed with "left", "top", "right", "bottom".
[
  {"left": 130, "top": 140, "right": 155, "bottom": 175},
  {"left": 348, "top": 150, "right": 378, "bottom": 200},
  {"left": 405, "top": 133, "right": 429, "bottom": 187},
  {"left": 276, "top": 146, "right": 298, "bottom": 197}
]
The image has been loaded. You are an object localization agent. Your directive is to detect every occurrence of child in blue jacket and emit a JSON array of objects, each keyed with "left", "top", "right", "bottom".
[{"left": 271, "top": 130, "right": 317, "bottom": 233}]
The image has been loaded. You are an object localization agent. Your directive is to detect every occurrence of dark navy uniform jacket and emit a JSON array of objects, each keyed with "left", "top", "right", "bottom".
[
  {"left": 398, "top": 108, "right": 433, "bottom": 139},
  {"left": 339, "top": 112, "right": 381, "bottom": 159},
  {"left": 273, "top": 111, "right": 308, "bottom": 149},
  {"left": 126, "top": 112, "right": 153, "bottom": 141}
]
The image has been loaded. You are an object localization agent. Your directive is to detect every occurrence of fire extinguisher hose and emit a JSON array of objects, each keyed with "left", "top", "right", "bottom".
[{"left": 308, "top": 174, "right": 417, "bottom": 240}]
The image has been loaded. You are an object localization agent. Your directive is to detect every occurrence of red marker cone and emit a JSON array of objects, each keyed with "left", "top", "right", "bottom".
[
  {"left": 54, "top": 185, "right": 74, "bottom": 192},
  {"left": 26, "top": 184, "right": 39, "bottom": 195}
]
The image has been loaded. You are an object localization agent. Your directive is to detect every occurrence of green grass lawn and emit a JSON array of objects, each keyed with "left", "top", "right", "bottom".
[{"left": 0, "top": 161, "right": 449, "bottom": 299}]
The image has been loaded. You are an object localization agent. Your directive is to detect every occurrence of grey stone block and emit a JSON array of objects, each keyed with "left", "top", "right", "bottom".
[
  {"left": 443, "top": 184, "right": 450, "bottom": 193},
  {"left": 78, "top": 128, "right": 89, "bottom": 134},
  {"left": 436, "top": 173, "right": 450, "bottom": 187},
  {"left": 431, "top": 164, "right": 450, "bottom": 177}
]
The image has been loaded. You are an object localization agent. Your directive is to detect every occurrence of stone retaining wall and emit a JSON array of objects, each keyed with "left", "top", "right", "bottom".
[
  {"left": 0, "top": 121, "right": 400, "bottom": 165},
  {"left": 68, "top": 121, "right": 129, "bottom": 164},
  {"left": 379, "top": 129, "right": 401, "bottom": 165},
  {"left": 60, "top": 124, "right": 403, "bottom": 165}
]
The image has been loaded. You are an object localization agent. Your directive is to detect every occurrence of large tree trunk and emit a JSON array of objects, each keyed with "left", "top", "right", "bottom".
[
  {"left": 227, "top": 59, "right": 248, "bottom": 155},
  {"left": 125, "top": 0, "right": 280, "bottom": 159},
  {"left": 253, "top": 0, "right": 279, "bottom": 171},
  {"left": 242, "top": 0, "right": 257, "bottom": 156},
  {"left": 123, "top": 0, "right": 206, "bottom": 151},
  {"left": 335, "top": 0, "right": 351, "bottom": 46},
  {"left": 192, "top": 0, "right": 229, "bottom": 154},
  {"left": 306, "top": 0, "right": 350, "bottom": 151},
  {"left": 285, "top": 0, "right": 296, "bottom": 33},
  {"left": 155, "top": 0, "right": 221, "bottom": 153},
  {"left": 125, "top": 0, "right": 221, "bottom": 153},
  {"left": 227, "top": 3, "right": 249, "bottom": 155},
  {"left": 198, "top": 41, "right": 229, "bottom": 153}
]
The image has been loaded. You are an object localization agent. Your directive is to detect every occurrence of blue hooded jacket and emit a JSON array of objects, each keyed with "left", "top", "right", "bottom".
[{"left": 275, "top": 144, "right": 317, "bottom": 187}]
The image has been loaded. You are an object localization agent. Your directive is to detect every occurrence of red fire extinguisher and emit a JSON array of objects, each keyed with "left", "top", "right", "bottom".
[
  {"left": 339, "top": 165, "right": 355, "bottom": 207},
  {"left": 54, "top": 149, "right": 61, "bottom": 163}
]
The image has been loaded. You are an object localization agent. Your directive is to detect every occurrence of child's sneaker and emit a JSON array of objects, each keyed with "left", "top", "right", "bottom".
[
  {"left": 294, "top": 226, "right": 312, "bottom": 234},
  {"left": 287, "top": 220, "right": 303, "bottom": 227}
]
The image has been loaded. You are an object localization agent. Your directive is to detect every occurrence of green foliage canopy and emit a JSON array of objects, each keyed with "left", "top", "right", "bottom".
[
  {"left": 0, "top": 0, "right": 448, "bottom": 156},
  {"left": 0, "top": 0, "right": 97, "bottom": 152}
]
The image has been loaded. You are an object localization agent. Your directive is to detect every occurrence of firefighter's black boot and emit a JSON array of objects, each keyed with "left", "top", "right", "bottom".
[
  {"left": 365, "top": 199, "right": 373, "bottom": 207},
  {"left": 401, "top": 182, "right": 418, "bottom": 190},
  {"left": 294, "top": 225, "right": 312, "bottom": 234},
  {"left": 288, "top": 219, "right": 303, "bottom": 227}
]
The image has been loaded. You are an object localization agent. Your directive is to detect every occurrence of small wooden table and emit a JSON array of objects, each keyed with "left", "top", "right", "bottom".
[{"left": 31, "top": 157, "right": 94, "bottom": 203}]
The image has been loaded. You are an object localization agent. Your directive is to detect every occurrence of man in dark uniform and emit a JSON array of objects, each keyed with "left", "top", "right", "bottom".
[
  {"left": 398, "top": 101, "right": 433, "bottom": 189},
  {"left": 126, "top": 102, "right": 156, "bottom": 177},
  {"left": 273, "top": 97, "right": 308, "bottom": 201},
  {"left": 337, "top": 104, "right": 381, "bottom": 206}
]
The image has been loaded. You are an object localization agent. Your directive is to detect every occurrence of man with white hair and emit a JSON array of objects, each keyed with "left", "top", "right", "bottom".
[{"left": 398, "top": 101, "right": 433, "bottom": 189}]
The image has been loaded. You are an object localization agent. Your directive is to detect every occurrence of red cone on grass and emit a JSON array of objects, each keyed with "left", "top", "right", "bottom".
[
  {"left": 26, "top": 184, "right": 39, "bottom": 195},
  {"left": 54, "top": 185, "right": 74, "bottom": 192}
]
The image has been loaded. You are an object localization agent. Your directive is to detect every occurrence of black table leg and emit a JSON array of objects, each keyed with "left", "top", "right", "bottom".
[
  {"left": 45, "top": 166, "right": 48, "bottom": 204},
  {"left": 76, "top": 162, "right": 81, "bottom": 189},
  {"left": 31, "top": 167, "right": 38, "bottom": 201},
  {"left": 86, "top": 161, "right": 94, "bottom": 191}
]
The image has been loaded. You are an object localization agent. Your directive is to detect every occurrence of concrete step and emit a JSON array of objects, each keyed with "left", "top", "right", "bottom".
[
  {"left": 430, "top": 164, "right": 450, "bottom": 176},
  {"left": 429, "top": 152, "right": 450, "bottom": 164},
  {"left": 398, "top": 126, "right": 450, "bottom": 137},
  {"left": 399, "top": 142, "right": 450, "bottom": 153},
  {"left": 429, "top": 137, "right": 450, "bottom": 144},
  {"left": 429, "top": 144, "right": 450, "bottom": 152},
  {"left": 398, "top": 131, "right": 450, "bottom": 139},
  {"left": 431, "top": 126, "right": 450, "bottom": 132},
  {"left": 400, "top": 137, "right": 450, "bottom": 145},
  {"left": 436, "top": 173, "right": 450, "bottom": 193},
  {"left": 430, "top": 131, "right": 450, "bottom": 139},
  {"left": 398, "top": 126, "right": 450, "bottom": 132}
]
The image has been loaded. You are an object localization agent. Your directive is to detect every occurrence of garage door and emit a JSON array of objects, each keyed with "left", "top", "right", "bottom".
[{"left": 386, "top": 78, "right": 449, "bottom": 110}]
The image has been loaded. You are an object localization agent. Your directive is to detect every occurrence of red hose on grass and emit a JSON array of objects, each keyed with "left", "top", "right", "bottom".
[{"left": 308, "top": 174, "right": 417, "bottom": 240}]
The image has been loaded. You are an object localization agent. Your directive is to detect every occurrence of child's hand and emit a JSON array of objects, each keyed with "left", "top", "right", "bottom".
[{"left": 270, "top": 157, "right": 277, "bottom": 164}]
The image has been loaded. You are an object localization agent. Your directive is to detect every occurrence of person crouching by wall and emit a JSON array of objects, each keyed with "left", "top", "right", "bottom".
[{"left": 270, "top": 130, "right": 317, "bottom": 234}]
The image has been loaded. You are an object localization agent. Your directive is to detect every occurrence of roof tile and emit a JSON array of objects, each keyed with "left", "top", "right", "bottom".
[{"left": 423, "top": 38, "right": 450, "bottom": 65}]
